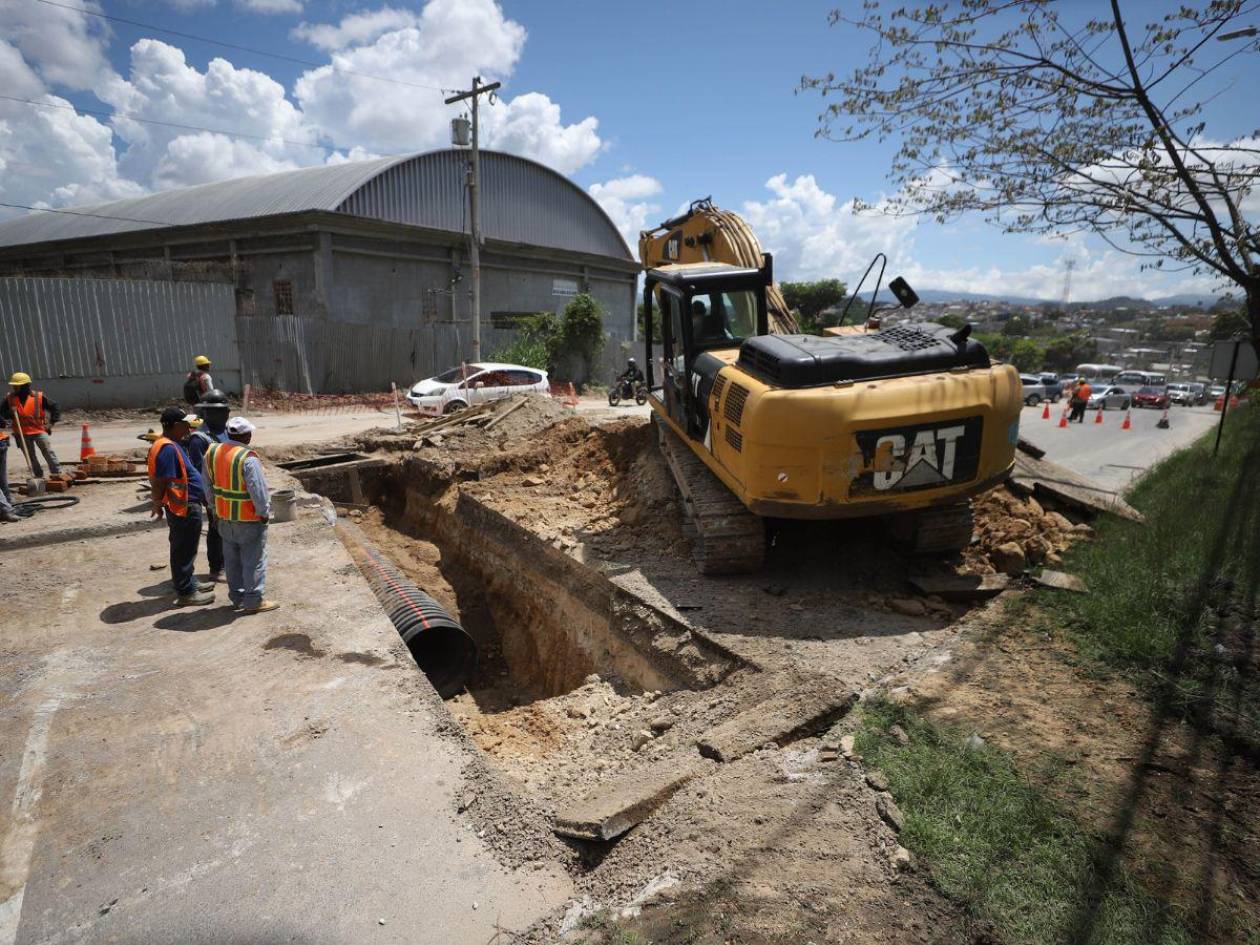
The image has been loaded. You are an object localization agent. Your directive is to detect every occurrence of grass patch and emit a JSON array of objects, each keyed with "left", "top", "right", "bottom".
[
  {"left": 856, "top": 700, "right": 1191, "bottom": 945},
  {"left": 1042, "top": 404, "right": 1260, "bottom": 745}
]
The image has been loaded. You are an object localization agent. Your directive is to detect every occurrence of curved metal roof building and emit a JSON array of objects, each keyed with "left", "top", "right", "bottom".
[{"left": 0, "top": 149, "right": 632, "bottom": 261}]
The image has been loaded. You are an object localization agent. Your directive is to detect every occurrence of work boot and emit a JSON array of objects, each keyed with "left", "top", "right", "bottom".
[
  {"left": 176, "top": 590, "right": 215, "bottom": 606},
  {"left": 243, "top": 600, "right": 280, "bottom": 614},
  {"left": 1, "top": 509, "right": 20, "bottom": 523},
  {"left": 209, "top": 571, "right": 225, "bottom": 583}
]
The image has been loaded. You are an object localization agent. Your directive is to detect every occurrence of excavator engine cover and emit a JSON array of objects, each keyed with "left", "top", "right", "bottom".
[{"left": 738, "top": 324, "right": 991, "bottom": 388}]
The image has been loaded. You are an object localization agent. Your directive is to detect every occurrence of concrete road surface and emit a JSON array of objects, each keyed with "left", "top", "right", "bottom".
[
  {"left": 34, "top": 407, "right": 401, "bottom": 463},
  {"left": 1017, "top": 401, "right": 1224, "bottom": 492}
]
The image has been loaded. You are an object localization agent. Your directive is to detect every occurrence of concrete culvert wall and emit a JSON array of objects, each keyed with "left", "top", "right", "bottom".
[{"left": 340, "top": 523, "right": 477, "bottom": 698}]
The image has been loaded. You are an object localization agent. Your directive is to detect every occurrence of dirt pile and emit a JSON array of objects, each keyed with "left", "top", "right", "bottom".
[{"left": 966, "top": 484, "right": 1089, "bottom": 575}]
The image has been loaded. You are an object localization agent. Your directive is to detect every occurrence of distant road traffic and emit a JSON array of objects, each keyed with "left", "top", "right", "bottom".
[{"left": 1018, "top": 401, "right": 1225, "bottom": 492}]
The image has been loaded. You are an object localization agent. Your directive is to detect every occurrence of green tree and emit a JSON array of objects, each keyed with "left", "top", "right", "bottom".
[
  {"left": 1211, "top": 307, "right": 1251, "bottom": 340},
  {"left": 489, "top": 312, "right": 559, "bottom": 371},
  {"left": 802, "top": 1, "right": 1260, "bottom": 345},
  {"left": 1042, "top": 332, "right": 1098, "bottom": 373},
  {"left": 558, "top": 293, "right": 606, "bottom": 380},
  {"left": 1001, "top": 315, "right": 1031, "bottom": 338},
  {"left": 781, "top": 279, "right": 847, "bottom": 332},
  {"left": 935, "top": 313, "right": 967, "bottom": 330}
]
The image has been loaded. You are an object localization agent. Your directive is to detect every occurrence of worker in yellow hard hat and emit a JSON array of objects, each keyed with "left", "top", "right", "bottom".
[
  {"left": 183, "top": 355, "right": 214, "bottom": 405},
  {"left": 2, "top": 370, "right": 62, "bottom": 481}
]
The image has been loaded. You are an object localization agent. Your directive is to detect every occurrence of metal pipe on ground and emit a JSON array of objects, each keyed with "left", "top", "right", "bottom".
[{"left": 339, "top": 524, "right": 476, "bottom": 698}]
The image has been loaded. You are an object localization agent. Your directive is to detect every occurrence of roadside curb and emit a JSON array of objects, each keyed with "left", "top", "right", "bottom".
[{"left": 0, "top": 517, "right": 160, "bottom": 551}]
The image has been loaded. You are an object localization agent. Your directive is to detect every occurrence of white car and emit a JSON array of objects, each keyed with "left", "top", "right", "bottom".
[
  {"left": 1087, "top": 385, "right": 1131, "bottom": 410},
  {"left": 406, "top": 362, "right": 550, "bottom": 415}
]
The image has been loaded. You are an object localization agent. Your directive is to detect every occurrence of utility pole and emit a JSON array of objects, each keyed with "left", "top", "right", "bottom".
[{"left": 445, "top": 76, "right": 501, "bottom": 363}]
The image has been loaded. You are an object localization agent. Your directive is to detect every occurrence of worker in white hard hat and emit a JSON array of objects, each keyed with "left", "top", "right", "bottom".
[
  {"left": 2, "top": 371, "right": 62, "bottom": 479},
  {"left": 202, "top": 416, "right": 278, "bottom": 614},
  {"left": 183, "top": 355, "right": 214, "bottom": 405}
]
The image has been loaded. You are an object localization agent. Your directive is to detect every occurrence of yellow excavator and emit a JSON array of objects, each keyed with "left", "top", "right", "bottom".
[{"left": 637, "top": 201, "right": 1022, "bottom": 574}]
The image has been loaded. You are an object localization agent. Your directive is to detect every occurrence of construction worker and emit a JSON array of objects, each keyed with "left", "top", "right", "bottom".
[
  {"left": 2, "top": 372, "right": 61, "bottom": 478},
  {"left": 185, "top": 390, "right": 232, "bottom": 582},
  {"left": 203, "top": 417, "right": 278, "bottom": 614},
  {"left": 183, "top": 355, "right": 214, "bottom": 405},
  {"left": 1070, "top": 377, "right": 1092, "bottom": 423},
  {"left": 148, "top": 407, "right": 215, "bottom": 606}
]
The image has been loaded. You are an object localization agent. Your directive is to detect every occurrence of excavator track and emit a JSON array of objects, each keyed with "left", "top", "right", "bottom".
[
  {"left": 655, "top": 417, "right": 766, "bottom": 575},
  {"left": 887, "top": 501, "right": 975, "bottom": 555}
]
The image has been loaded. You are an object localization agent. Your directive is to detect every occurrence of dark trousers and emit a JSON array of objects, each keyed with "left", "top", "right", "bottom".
[
  {"left": 167, "top": 505, "right": 203, "bottom": 597},
  {"left": 205, "top": 509, "right": 224, "bottom": 574},
  {"left": 1069, "top": 399, "right": 1087, "bottom": 423}
]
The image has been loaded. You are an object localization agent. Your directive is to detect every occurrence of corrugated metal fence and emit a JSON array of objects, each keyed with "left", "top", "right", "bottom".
[{"left": 0, "top": 276, "right": 238, "bottom": 407}]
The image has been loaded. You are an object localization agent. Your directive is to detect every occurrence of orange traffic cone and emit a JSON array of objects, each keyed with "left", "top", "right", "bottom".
[
  {"left": 1041, "top": 402, "right": 1050, "bottom": 420},
  {"left": 1156, "top": 408, "right": 1170, "bottom": 429},
  {"left": 565, "top": 383, "right": 579, "bottom": 407},
  {"left": 1121, "top": 409, "right": 1132, "bottom": 430},
  {"left": 79, "top": 423, "right": 95, "bottom": 461},
  {"left": 1094, "top": 407, "right": 1104, "bottom": 424},
  {"left": 1058, "top": 407, "right": 1069, "bottom": 428}
]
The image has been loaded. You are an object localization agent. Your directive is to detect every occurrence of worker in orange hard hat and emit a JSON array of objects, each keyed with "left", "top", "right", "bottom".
[
  {"left": 183, "top": 355, "right": 214, "bottom": 405},
  {"left": 2, "top": 371, "right": 62, "bottom": 480}
]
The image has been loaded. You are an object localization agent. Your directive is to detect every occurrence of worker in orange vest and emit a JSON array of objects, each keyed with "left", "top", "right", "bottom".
[
  {"left": 203, "top": 416, "right": 278, "bottom": 614},
  {"left": 2, "top": 372, "right": 62, "bottom": 478},
  {"left": 148, "top": 407, "right": 215, "bottom": 606}
]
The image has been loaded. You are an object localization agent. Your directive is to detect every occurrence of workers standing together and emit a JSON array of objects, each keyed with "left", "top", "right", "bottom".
[
  {"left": 203, "top": 417, "right": 278, "bottom": 614},
  {"left": 3, "top": 372, "right": 62, "bottom": 478},
  {"left": 1068, "top": 378, "right": 1092, "bottom": 423},
  {"left": 148, "top": 407, "right": 215, "bottom": 607}
]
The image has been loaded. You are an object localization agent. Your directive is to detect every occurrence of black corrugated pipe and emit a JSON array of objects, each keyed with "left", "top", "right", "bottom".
[{"left": 341, "top": 525, "right": 476, "bottom": 698}]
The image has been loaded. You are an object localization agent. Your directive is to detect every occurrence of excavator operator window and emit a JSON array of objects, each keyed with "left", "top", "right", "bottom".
[{"left": 689, "top": 290, "right": 757, "bottom": 349}]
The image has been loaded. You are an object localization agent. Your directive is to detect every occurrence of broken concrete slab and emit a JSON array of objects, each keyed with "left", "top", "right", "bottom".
[
  {"left": 697, "top": 678, "right": 859, "bottom": 763},
  {"left": 554, "top": 760, "right": 711, "bottom": 841},
  {"left": 1012, "top": 452, "right": 1144, "bottom": 522},
  {"left": 908, "top": 572, "right": 1012, "bottom": 601},
  {"left": 1031, "top": 569, "right": 1088, "bottom": 593}
]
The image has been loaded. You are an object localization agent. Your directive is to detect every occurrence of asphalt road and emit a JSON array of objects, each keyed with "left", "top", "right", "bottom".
[{"left": 1017, "top": 400, "right": 1225, "bottom": 493}]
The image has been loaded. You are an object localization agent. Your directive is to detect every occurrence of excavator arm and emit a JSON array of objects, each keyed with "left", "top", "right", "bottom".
[{"left": 639, "top": 198, "right": 798, "bottom": 334}]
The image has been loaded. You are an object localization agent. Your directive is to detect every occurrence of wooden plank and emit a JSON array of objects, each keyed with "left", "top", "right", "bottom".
[
  {"left": 554, "top": 760, "right": 708, "bottom": 841},
  {"left": 1012, "top": 452, "right": 1145, "bottom": 522},
  {"left": 697, "top": 679, "right": 858, "bottom": 763}
]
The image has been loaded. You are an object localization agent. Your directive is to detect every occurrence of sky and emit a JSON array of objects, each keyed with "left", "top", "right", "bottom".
[{"left": 1, "top": 0, "right": 1258, "bottom": 301}]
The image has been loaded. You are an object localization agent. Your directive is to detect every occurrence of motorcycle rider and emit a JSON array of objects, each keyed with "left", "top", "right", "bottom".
[{"left": 617, "top": 358, "right": 644, "bottom": 393}]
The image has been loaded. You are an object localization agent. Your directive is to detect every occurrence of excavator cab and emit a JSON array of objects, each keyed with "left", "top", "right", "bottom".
[{"left": 644, "top": 257, "right": 772, "bottom": 443}]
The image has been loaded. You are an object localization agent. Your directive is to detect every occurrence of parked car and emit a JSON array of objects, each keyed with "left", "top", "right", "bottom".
[
  {"left": 1019, "top": 374, "right": 1050, "bottom": 405},
  {"left": 1132, "top": 386, "right": 1169, "bottom": 409},
  {"left": 1087, "top": 385, "right": 1131, "bottom": 410},
  {"left": 406, "top": 362, "right": 550, "bottom": 414},
  {"left": 1038, "top": 374, "right": 1064, "bottom": 402},
  {"left": 1188, "top": 382, "right": 1207, "bottom": 405},
  {"left": 1208, "top": 384, "right": 1227, "bottom": 400}
]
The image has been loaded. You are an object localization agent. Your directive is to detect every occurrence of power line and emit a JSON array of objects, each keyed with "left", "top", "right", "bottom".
[
  {"left": 34, "top": 0, "right": 454, "bottom": 95},
  {"left": 0, "top": 94, "right": 357, "bottom": 155},
  {"left": 0, "top": 201, "right": 172, "bottom": 226}
]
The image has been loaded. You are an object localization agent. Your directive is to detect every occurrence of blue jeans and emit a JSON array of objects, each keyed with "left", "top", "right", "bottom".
[
  {"left": 23, "top": 432, "right": 61, "bottom": 478},
  {"left": 0, "top": 438, "right": 10, "bottom": 503},
  {"left": 167, "top": 505, "right": 204, "bottom": 597},
  {"left": 218, "top": 519, "right": 268, "bottom": 609}
]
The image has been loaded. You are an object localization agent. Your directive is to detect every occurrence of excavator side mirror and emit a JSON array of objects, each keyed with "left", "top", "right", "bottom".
[{"left": 889, "top": 277, "right": 919, "bottom": 309}]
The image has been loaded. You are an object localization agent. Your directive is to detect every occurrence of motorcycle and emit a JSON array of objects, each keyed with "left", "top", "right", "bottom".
[{"left": 608, "top": 376, "right": 648, "bottom": 407}]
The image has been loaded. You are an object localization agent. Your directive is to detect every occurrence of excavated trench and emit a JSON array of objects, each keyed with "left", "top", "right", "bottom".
[{"left": 295, "top": 458, "right": 741, "bottom": 716}]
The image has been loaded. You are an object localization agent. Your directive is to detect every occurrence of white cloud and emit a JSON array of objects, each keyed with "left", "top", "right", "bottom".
[
  {"left": 741, "top": 173, "right": 916, "bottom": 282},
  {"left": 292, "top": 7, "right": 421, "bottom": 50},
  {"left": 101, "top": 39, "right": 319, "bottom": 188},
  {"left": 1, "top": 0, "right": 114, "bottom": 92},
  {"left": 482, "top": 92, "right": 601, "bottom": 175},
  {"left": 589, "top": 174, "right": 662, "bottom": 248},
  {"left": 237, "top": 0, "right": 303, "bottom": 14}
]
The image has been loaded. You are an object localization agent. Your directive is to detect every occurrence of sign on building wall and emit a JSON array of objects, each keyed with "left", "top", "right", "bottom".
[{"left": 552, "top": 277, "right": 580, "bottom": 297}]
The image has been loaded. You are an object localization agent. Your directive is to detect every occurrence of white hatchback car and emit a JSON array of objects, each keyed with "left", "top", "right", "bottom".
[{"left": 406, "top": 362, "right": 550, "bottom": 415}]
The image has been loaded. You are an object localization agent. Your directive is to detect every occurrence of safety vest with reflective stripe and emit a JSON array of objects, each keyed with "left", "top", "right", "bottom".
[
  {"left": 7, "top": 392, "right": 47, "bottom": 436},
  {"left": 204, "top": 442, "right": 262, "bottom": 522},
  {"left": 146, "top": 437, "right": 190, "bottom": 517}
]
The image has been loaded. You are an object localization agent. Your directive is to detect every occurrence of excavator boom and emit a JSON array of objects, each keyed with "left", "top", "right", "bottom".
[{"left": 639, "top": 198, "right": 798, "bottom": 334}]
